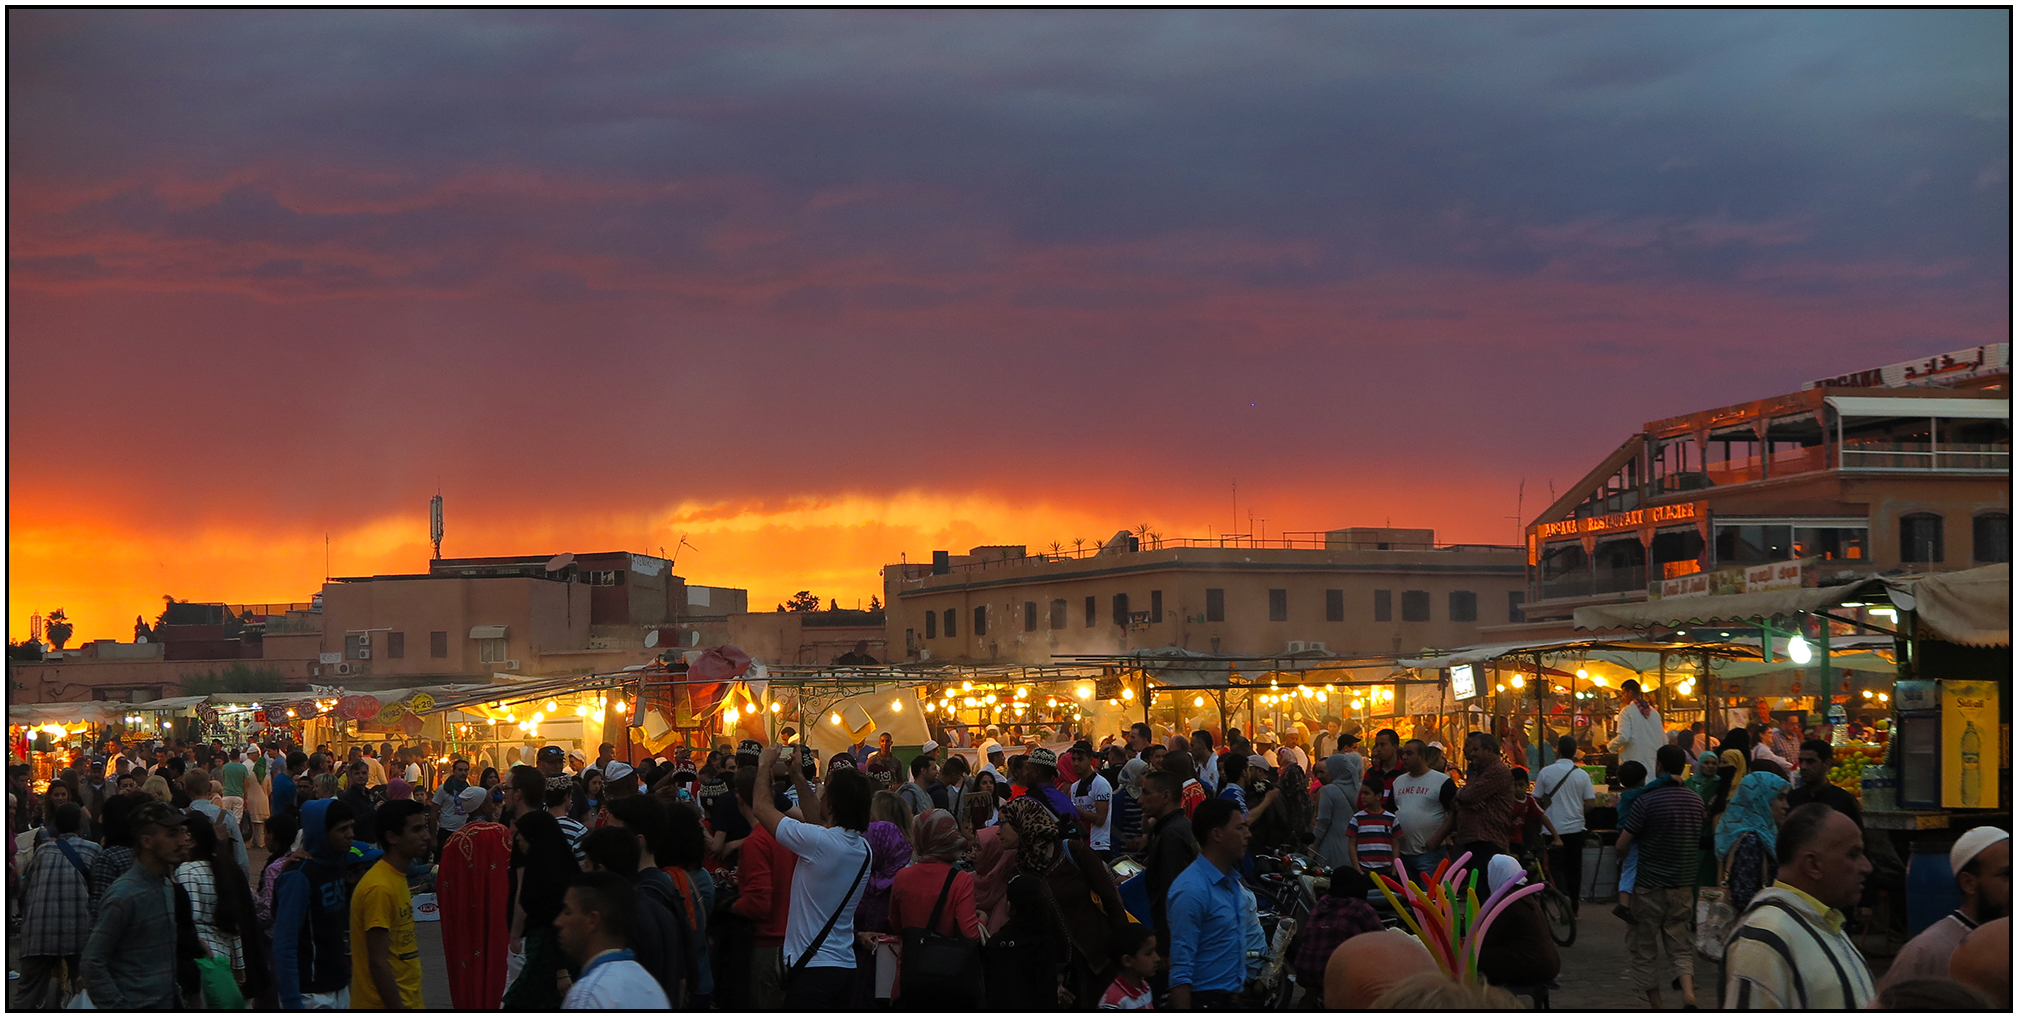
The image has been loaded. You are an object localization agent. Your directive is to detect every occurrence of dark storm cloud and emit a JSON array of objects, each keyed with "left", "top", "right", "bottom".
[{"left": 11, "top": 9, "right": 2006, "bottom": 302}]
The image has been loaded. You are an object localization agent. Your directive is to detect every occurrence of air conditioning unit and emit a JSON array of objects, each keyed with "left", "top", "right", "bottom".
[
  {"left": 1286, "top": 641, "right": 1307, "bottom": 653},
  {"left": 502, "top": 659, "right": 521, "bottom": 671},
  {"left": 1308, "top": 641, "right": 1328, "bottom": 654},
  {"left": 332, "top": 662, "right": 355, "bottom": 676}
]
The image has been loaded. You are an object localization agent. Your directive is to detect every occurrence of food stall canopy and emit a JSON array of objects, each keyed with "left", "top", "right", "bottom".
[
  {"left": 1573, "top": 578, "right": 1886, "bottom": 631},
  {"left": 9, "top": 702, "right": 133, "bottom": 724},
  {"left": 1123, "top": 648, "right": 1235, "bottom": 689},
  {"left": 1884, "top": 564, "right": 2010, "bottom": 647},
  {"left": 1400, "top": 637, "right": 1617, "bottom": 670},
  {"left": 132, "top": 695, "right": 212, "bottom": 712}
]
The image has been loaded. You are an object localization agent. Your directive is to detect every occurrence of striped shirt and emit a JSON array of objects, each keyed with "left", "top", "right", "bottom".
[
  {"left": 1347, "top": 809, "right": 1401, "bottom": 870},
  {"left": 1723, "top": 884, "right": 1875, "bottom": 1009},
  {"left": 1621, "top": 778, "right": 1704, "bottom": 890}
]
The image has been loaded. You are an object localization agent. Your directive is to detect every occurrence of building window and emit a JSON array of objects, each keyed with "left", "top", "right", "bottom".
[
  {"left": 973, "top": 605, "right": 987, "bottom": 637},
  {"left": 344, "top": 634, "right": 368, "bottom": 660},
  {"left": 1149, "top": 590, "right": 1163, "bottom": 624},
  {"left": 1325, "top": 589, "right": 1345, "bottom": 622},
  {"left": 1112, "top": 593, "right": 1130, "bottom": 628},
  {"left": 1374, "top": 589, "right": 1392, "bottom": 622},
  {"left": 477, "top": 638, "right": 509, "bottom": 663},
  {"left": 387, "top": 632, "right": 405, "bottom": 659},
  {"left": 1085, "top": 595, "right": 1097, "bottom": 627},
  {"left": 1024, "top": 601, "right": 1038, "bottom": 632},
  {"left": 1449, "top": 591, "right": 1478, "bottom": 623},
  {"left": 1268, "top": 589, "right": 1288, "bottom": 622},
  {"left": 944, "top": 609, "right": 957, "bottom": 638},
  {"left": 1507, "top": 591, "right": 1526, "bottom": 624},
  {"left": 1401, "top": 590, "right": 1430, "bottom": 622},
  {"left": 1050, "top": 599, "right": 1068, "bottom": 629},
  {"left": 430, "top": 631, "right": 448, "bottom": 658},
  {"left": 1900, "top": 513, "right": 1944, "bottom": 563},
  {"left": 1973, "top": 513, "right": 2010, "bottom": 563},
  {"left": 926, "top": 611, "right": 937, "bottom": 639},
  {"left": 1205, "top": 588, "right": 1225, "bottom": 622}
]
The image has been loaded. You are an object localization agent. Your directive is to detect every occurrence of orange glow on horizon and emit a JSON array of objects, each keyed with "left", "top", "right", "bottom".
[{"left": 8, "top": 485, "right": 1515, "bottom": 646}]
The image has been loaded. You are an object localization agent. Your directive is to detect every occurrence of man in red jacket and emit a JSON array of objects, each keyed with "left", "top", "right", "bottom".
[{"left": 731, "top": 766, "right": 799, "bottom": 1008}]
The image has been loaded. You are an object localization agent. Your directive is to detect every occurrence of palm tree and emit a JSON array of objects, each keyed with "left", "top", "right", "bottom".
[{"left": 1072, "top": 537, "right": 1085, "bottom": 557}]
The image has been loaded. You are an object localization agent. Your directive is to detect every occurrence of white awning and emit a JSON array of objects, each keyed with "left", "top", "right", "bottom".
[
  {"left": 1827, "top": 396, "right": 2010, "bottom": 419},
  {"left": 469, "top": 625, "right": 509, "bottom": 640},
  {"left": 1885, "top": 564, "right": 2010, "bottom": 647}
]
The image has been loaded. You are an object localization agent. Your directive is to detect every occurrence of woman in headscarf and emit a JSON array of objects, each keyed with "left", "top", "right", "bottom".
[
  {"left": 990, "top": 795, "right": 1128, "bottom": 1008},
  {"left": 960, "top": 771, "right": 998, "bottom": 837},
  {"left": 500, "top": 808, "right": 581, "bottom": 1009},
  {"left": 386, "top": 777, "right": 413, "bottom": 801},
  {"left": 1716, "top": 771, "right": 1791, "bottom": 912},
  {"left": 1690, "top": 750, "right": 1733, "bottom": 886},
  {"left": 1476, "top": 854, "right": 1561, "bottom": 985},
  {"left": 891, "top": 809, "right": 982, "bottom": 1005},
  {"left": 844, "top": 817, "right": 917, "bottom": 1006},
  {"left": 1310, "top": 753, "right": 1363, "bottom": 870}
]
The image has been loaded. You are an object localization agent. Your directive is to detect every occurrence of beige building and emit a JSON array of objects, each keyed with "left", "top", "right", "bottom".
[{"left": 882, "top": 528, "right": 1525, "bottom": 664}]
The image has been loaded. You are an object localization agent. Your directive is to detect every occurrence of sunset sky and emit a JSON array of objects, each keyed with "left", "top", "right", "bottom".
[{"left": 9, "top": 10, "right": 2008, "bottom": 644}]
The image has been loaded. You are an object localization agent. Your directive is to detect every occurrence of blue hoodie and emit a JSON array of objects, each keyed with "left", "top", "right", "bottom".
[{"left": 271, "top": 799, "right": 373, "bottom": 1008}]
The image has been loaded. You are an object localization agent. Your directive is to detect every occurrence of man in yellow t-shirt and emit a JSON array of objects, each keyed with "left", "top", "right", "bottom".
[{"left": 351, "top": 799, "right": 432, "bottom": 1009}]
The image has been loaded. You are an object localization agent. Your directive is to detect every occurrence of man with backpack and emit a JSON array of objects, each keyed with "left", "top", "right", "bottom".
[{"left": 1532, "top": 735, "right": 1597, "bottom": 913}]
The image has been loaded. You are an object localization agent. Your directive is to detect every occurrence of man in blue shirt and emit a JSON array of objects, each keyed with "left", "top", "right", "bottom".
[{"left": 1166, "top": 797, "right": 1261, "bottom": 1009}]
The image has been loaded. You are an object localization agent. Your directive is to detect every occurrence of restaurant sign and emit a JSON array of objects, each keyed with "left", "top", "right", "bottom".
[
  {"left": 1533, "top": 501, "right": 1704, "bottom": 542},
  {"left": 1653, "top": 559, "right": 1805, "bottom": 599},
  {"left": 1803, "top": 343, "right": 2009, "bottom": 391}
]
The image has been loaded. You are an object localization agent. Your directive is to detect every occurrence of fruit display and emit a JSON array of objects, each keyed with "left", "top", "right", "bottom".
[{"left": 1830, "top": 742, "right": 1885, "bottom": 798}]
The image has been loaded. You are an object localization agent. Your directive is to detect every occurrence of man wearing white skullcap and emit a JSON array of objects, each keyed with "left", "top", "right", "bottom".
[{"left": 1877, "top": 827, "right": 2010, "bottom": 992}]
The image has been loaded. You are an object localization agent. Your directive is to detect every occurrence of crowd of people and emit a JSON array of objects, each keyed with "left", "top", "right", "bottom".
[{"left": 4, "top": 709, "right": 2008, "bottom": 1010}]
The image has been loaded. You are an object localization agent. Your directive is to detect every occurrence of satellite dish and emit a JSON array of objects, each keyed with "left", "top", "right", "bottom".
[
  {"left": 544, "top": 553, "right": 576, "bottom": 572},
  {"left": 644, "top": 629, "right": 660, "bottom": 648}
]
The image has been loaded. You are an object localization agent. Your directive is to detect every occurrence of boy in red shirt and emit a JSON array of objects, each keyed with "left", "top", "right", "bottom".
[{"left": 1099, "top": 923, "right": 1159, "bottom": 1010}]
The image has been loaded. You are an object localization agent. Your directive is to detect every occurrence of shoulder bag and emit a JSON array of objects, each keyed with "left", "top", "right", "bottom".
[
  {"left": 1535, "top": 765, "right": 1578, "bottom": 811},
  {"left": 1695, "top": 844, "right": 1739, "bottom": 961},
  {"left": 899, "top": 866, "right": 983, "bottom": 1004},
  {"left": 784, "top": 838, "right": 872, "bottom": 986}
]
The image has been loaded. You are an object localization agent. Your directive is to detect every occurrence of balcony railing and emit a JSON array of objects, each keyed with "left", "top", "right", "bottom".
[{"left": 1842, "top": 441, "right": 2010, "bottom": 471}]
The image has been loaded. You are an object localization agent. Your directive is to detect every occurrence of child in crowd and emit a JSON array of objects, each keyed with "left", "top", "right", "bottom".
[
  {"left": 1344, "top": 780, "right": 1401, "bottom": 876},
  {"left": 1100, "top": 923, "right": 1160, "bottom": 1010},
  {"left": 1506, "top": 767, "right": 1561, "bottom": 856},
  {"left": 1611, "top": 759, "right": 1649, "bottom": 923}
]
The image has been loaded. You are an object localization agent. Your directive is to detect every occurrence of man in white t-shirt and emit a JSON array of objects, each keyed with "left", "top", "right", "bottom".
[
  {"left": 556, "top": 870, "right": 672, "bottom": 1009},
  {"left": 754, "top": 743, "right": 874, "bottom": 1009},
  {"left": 1390, "top": 738, "right": 1455, "bottom": 884},
  {"left": 1533, "top": 735, "right": 1598, "bottom": 914},
  {"left": 1067, "top": 741, "right": 1114, "bottom": 857}
]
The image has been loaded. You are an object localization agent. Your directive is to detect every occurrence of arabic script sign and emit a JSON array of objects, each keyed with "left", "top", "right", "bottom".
[{"left": 1804, "top": 343, "right": 2009, "bottom": 390}]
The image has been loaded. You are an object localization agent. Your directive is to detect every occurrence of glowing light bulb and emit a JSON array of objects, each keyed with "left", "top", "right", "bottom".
[
  {"left": 1316, "top": 691, "right": 1328, "bottom": 704},
  {"left": 286, "top": 709, "right": 297, "bottom": 718},
  {"left": 985, "top": 694, "right": 998, "bottom": 704},
  {"left": 1350, "top": 699, "right": 1364, "bottom": 711},
  {"left": 505, "top": 712, "right": 517, "bottom": 723},
  {"left": 1122, "top": 687, "right": 1135, "bottom": 700},
  {"left": 1592, "top": 677, "right": 1607, "bottom": 687},
  {"left": 892, "top": 700, "right": 903, "bottom": 711},
  {"left": 1109, "top": 699, "right": 1120, "bottom": 706},
  {"left": 574, "top": 705, "right": 588, "bottom": 717},
  {"left": 1016, "top": 687, "right": 1029, "bottom": 698},
  {"left": 1192, "top": 696, "right": 1205, "bottom": 708},
  {"left": 1511, "top": 675, "right": 1525, "bottom": 688},
  {"left": 1047, "top": 698, "right": 1058, "bottom": 708},
  {"left": 964, "top": 697, "right": 978, "bottom": 707},
  {"left": 1862, "top": 689, "right": 1874, "bottom": 699},
  {"left": 1496, "top": 684, "right": 1506, "bottom": 692},
  {"left": 962, "top": 681, "right": 973, "bottom": 690},
  {"left": 545, "top": 700, "right": 559, "bottom": 713},
  {"left": 923, "top": 702, "right": 934, "bottom": 712},
  {"left": 1786, "top": 634, "right": 1813, "bottom": 664},
  {"left": 1075, "top": 686, "right": 1093, "bottom": 700},
  {"left": 487, "top": 717, "right": 498, "bottom": 726},
  {"left": 1014, "top": 707, "right": 1025, "bottom": 715},
  {"left": 830, "top": 713, "right": 844, "bottom": 725},
  {"left": 1877, "top": 693, "right": 1889, "bottom": 703},
  {"left": 1576, "top": 669, "right": 1588, "bottom": 679},
  {"left": 770, "top": 701, "right": 782, "bottom": 712}
]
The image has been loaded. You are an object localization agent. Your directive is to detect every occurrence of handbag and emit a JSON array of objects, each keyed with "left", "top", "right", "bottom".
[
  {"left": 784, "top": 842, "right": 872, "bottom": 986},
  {"left": 899, "top": 867, "right": 983, "bottom": 1003},
  {"left": 1695, "top": 847, "right": 1739, "bottom": 961},
  {"left": 195, "top": 955, "right": 246, "bottom": 1009}
]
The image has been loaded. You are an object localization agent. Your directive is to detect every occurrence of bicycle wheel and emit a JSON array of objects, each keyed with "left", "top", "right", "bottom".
[{"left": 1541, "top": 886, "right": 1577, "bottom": 947}]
